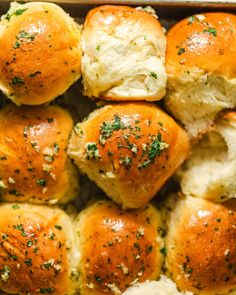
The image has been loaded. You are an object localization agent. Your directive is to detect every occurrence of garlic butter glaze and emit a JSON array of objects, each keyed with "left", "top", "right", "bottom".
[
  {"left": 76, "top": 200, "right": 164, "bottom": 295},
  {"left": 68, "top": 103, "right": 189, "bottom": 208},
  {"left": 166, "top": 196, "right": 236, "bottom": 295},
  {"left": 0, "top": 2, "right": 81, "bottom": 105},
  {"left": 0, "top": 104, "right": 79, "bottom": 204},
  {"left": 0, "top": 203, "right": 80, "bottom": 294}
]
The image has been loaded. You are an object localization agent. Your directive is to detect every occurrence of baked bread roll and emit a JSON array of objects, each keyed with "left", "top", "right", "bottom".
[
  {"left": 178, "top": 111, "right": 236, "bottom": 202},
  {"left": 0, "top": 203, "right": 80, "bottom": 294},
  {"left": 0, "top": 2, "right": 81, "bottom": 105},
  {"left": 122, "top": 276, "right": 193, "bottom": 295},
  {"left": 165, "top": 13, "right": 236, "bottom": 136},
  {"left": 81, "top": 5, "right": 166, "bottom": 101},
  {"left": 166, "top": 196, "right": 236, "bottom": 295},
  {"left": 0, "top": 104, "right": 79, "bottom": 204},
  {"left": 68, "top": 103, "right": 189, "bottom": 208},
  {"left": 76, "top": 200, "right": 164, "bottom": 294}
]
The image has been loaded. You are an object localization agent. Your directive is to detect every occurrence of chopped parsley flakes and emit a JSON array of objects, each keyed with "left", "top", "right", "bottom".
[
  {"left": 24, "top": 258, "right": 32, "bottom": 266},
  {"left": 138, "top": 132, "right": 169, "bottom": 169},
  {"left": 178, "top": 47, "right": 186, "bottom": 55},
  {"left": 13, "top": 30, "right": 37, "bottom": 49},
  {"left": 16, "top": 30, "right": 36, "bottom": 42},
  {"left": 85, "top": 142, "right": 100, "bottom": 160},
  {"left": 99, "top": 114, "right": 125, "bottom": 145},
  {"left": 150, "top": 72, "right": 158, "bottom": 79},
  {"left": 12, "top": 76, "right": 24, "bottom": 85},
  {"left": 203, "top": 27, "right": 217, "bottom": 37},
  {"left": 36, "top": 179, "right": 47, "bottom": 187},
  {"left": 188, "top": 15, "right": 195, "bottom": 25},
  {"left": 5, "top": 8, "right": 28, "bottom": 21}
]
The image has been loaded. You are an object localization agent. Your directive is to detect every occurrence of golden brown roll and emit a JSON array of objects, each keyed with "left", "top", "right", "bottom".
[
  {"left": 0, "top": 2, "right": 81, "bottom": 105},
  {"left": 81, "top": 5, "right": 166, "bottom": 101},
  {"left": 0, "top": 104, "right": 79, "bottom": 204},
  {"left": 165, "top": 12, "right": 236, "bottom": 136},
  {"left": 177, "top": 111, "right": 236, "bottom": 203},
  {"left": 166, "top": 196, "right": 236, "bottom": 295},
  {"left": 76, "top": 200, "right": 164, "bottom": 295},
  {"left": 68, "top": 103, "right": 190, "bottom": 209},
  {"left": 0, "top": 203, "right": 80, "bottom": 294}
]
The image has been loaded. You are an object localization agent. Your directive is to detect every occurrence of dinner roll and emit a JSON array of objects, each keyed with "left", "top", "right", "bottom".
[
  {"left": 68, "top": 103, "right": 189, "bottom": 209},
  {"left": 0, "top": 104, "right": 79, "bottom": 204},
  {"left": 122, "top": 276, "right": 193, "bottom": 295},
  {"left": 165, "top": 13, "right": 236, "bottom": 136},
  {"left": 81, "top": 5, "right": 166, "bottom": 101},
  {"left": 0, "top": 203, "right": 80, "bottom": 294},
  {"left": 75, "top": 200, "right": 164, "bottom": 294},
  {"left": 0, "top": 1, "right": 81, "bottom": 105},
  {"left": 178, "top": 111, "right": 236, "bottom": 202},
  {"left": 166, "top": 196, "right": 236, "bottom": 295}
]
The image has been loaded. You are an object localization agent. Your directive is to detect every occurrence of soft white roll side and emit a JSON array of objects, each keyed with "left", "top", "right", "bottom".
[
  {"left": 81, "top": 5, "right": 166, "bottom": 101},
  {"left": 178, "top": 111, "right": 236, "bottom": 202},
  {"left": 123, "top": 276, "right": 193, "bottom": 295}
]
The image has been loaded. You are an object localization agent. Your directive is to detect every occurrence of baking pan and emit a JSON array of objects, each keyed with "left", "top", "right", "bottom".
[{"left": 0, "top": 1, "right": 236, "bottom": 19}]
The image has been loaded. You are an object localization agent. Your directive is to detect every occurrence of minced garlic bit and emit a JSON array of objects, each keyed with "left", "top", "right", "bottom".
[
  {"left": 8, "top": 177, "right": 15, "bottom": 184},
  {"left": 43, "top": 147, "right": 54, "bottom": 163},
  {"left": 224, "top": 249, "right": 230, "bottom": 257},
  {"left": 50, "top": 173, "right": 56, "bottom": 181},
  {"left": 0, "top": 181, "right": 7, "bottom": 189},
  {"left": 142, "top": 143, "right": 147, "bottom": 151},
  {"left": 196, "top": 14, "right": 206, "bottom": 21},
  {"left": 54, "top": 264, "right": 62, "bottom": 272},
  {"left": 1, "top": 265, "right": 10, "bottom": 282},
  {"left": 106, "top": 283, "right": 122, "bottom": 295},
  {"left": 137, "top": 270, "right": 144, "bottom": 277},
  {"left": 131, "top": 144, "right": 138, "bottom": 154},
  {"left": 136, "top": 227, "right": 145, "bottom": 238},
  {"left": 42, "top": 187, "right": 47, "bottom": 194},
  {"left": 129, "top": 277, "right": 139, "bottom": 287},
  {"left": 105, "top": 172, "right": 115, "bottom": 179},
  {"left": 30, "top": 141, "right": 40, "bottom": 153},
  {"left": 87, "top": 282, "right": 95, "bottom": 289},
  {"left": 120, "top": 262, "right": 129, "bottom": 275},
  {"left": 48, "top": 199, "right": 58, "bottom": 205},
  {"left": 43, "top": 147, "right": 54, "bottom": 156},
  {"left": 42, "top": 164, "right": 52, "bottom": 173}
]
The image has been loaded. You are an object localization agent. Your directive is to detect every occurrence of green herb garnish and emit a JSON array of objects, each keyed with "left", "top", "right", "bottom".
[
  {"left": 150, "top": 72, "right": 158, "bottom": 79},
  {"left": 12, "top": 76, "right": 24, "bottom": 85},
  {"left": 178, "top": 47, "right": 186, "bottom": 55},
  {"left": 203, "top": 27, "right": 217, "bottom": 37},
  {"left": 36, "top": 179, "right": 47, "bottom": 187}
]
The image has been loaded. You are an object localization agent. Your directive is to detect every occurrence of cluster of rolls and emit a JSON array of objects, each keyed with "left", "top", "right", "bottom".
[{"left": 0, "top": 1, "right": 235, "bottom": 295}]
